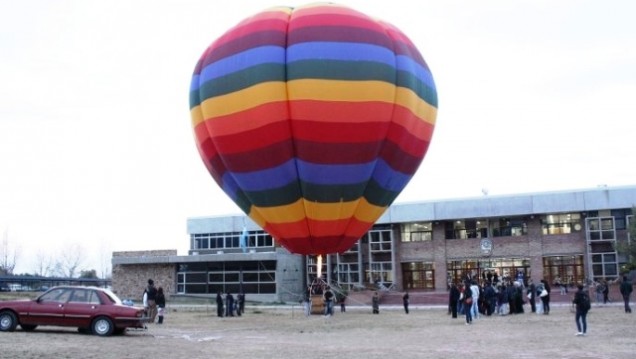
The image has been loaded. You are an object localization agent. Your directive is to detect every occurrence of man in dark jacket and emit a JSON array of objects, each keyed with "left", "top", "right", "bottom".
[
  {"left": 449, "top": 283, "right": 460, "bottom": 318},
  {"left": 144, "top": 279, "right": 158, "bottom": 322},
  {"left": 216, "top": 291, "right": 224, "bottom": 317},
  {"left": 573, "top": 284, "right": 591, "bottom": 336},
  {"left": 528, "top": 279, "right": 537, "bottom": 313},
  {"left": 620, "top": 276, "right": 633, "bottom": 313}
]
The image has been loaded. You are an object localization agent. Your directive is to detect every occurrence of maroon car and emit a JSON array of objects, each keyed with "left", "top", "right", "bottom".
[{"left": 0, "top": 286, "right": 147, "bottom": 336}]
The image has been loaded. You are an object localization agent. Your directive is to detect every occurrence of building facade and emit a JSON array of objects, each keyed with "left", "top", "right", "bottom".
[{"left": 112, "top": 186, "right": 635, "bottom": 301}]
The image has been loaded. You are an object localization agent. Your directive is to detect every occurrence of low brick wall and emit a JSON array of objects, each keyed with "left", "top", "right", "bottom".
[{"left": 111, "top": 250, "right": 176, "bottom": 301}]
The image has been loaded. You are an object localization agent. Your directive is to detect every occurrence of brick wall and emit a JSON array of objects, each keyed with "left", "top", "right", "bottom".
[
  {"left": 111, "top": 250, "right": 176, "bottom": 301},
  {"left": 395, "top": 218, "right": 587, "bottom": 290}
]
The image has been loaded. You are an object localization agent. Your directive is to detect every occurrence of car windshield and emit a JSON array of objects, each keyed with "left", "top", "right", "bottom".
[{"left": 101, "top": 288, "right": 123, "bottom": 305}]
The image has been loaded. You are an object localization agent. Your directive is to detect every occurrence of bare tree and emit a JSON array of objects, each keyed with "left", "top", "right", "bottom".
[
  {"left": 53, "top": 243, "right": 85, "bottom": 278},
  {"left": 0, "top": 228, "right": 19, "bottom": 275},
  {"left": 98, "top": 239, "right": 112, "bottom": 279},
  {"left": 34, "top": 250, "right": 55, "bottom": 277}
]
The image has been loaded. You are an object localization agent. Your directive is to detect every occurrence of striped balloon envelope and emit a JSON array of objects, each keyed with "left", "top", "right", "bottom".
[{"left": 189, "top": 3, "right": 437, "bottom": 255}]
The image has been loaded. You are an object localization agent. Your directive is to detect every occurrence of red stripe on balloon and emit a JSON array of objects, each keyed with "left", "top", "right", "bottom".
[
  {"left": 203, "top": 101, "right": 289, "bottom": 137},
  {"left": 211, "top": 120, "right": 291, "bottom": 154},
  {"left": 289, "top": 100, "right": 393, "bottom": 124},
  {"left": 291, "top": 120, "right": 389, "bottom": 143}
]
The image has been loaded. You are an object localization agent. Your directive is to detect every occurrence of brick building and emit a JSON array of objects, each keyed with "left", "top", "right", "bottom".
[{"left": 111, "top": 185, "right": 635, "bottom": 302}]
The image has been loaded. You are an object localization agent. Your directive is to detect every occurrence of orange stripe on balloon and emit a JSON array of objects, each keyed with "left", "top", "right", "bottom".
[{"left": 202, "top": 101, "right": 289, "bottom": 136}]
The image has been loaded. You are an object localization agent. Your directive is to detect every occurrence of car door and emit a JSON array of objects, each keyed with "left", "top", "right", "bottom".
[
  {"left": 63, "top": 288, "right": 101, "bottom": 328},
  {"left": 23, "top": 288, "right": 72, "bottom": 326}
]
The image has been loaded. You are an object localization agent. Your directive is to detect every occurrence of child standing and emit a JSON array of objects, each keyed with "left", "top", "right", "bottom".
[{"left": 156, "top": 287, "right": 166, "bottom": 324}]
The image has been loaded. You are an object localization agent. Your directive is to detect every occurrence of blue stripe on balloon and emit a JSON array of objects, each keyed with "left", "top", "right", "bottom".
[
  {"left": 396, "top": 55, "right": 435, "bottom": 89},
  {"left": 297, "top": 160, "right": 375, "bottom": 185},
  {"left": 221, "top": 173, "right": 241, "bottom": 200},
  {"left": 191, "top": 46, "right": 286, "bottom": 91},
  {"left": 287, "top": 42, "right": 395, "bottom": 66},
  {"left": 224, "top": 158, "right": 412, "bottom": 194},
  {"left": 372, "top": 159, "right": 412, "bottom": 192},
  {"left": 231, "top": 159, "right": 298, "bottom": 191}
]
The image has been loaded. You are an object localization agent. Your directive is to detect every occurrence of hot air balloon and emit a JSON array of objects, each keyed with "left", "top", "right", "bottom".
[{"left": 189, "top": 3, "right": 437, "bottom": 256}]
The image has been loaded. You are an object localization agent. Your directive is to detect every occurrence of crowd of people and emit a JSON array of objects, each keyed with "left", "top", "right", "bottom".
[
  {"left": 449, "top": 274, "right": 554, "bottom": 324},
  {"left": 137, "top": 272, "right": 633, "bottom": 337},
  {"left": 215, "top": 291, "right": 246, "bottom": 317},
  {"left": 447, "top": 273, "right": 633, "bottom": 336}
]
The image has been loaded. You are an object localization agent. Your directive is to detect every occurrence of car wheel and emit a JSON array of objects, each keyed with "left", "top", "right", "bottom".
[
  {"left": 0, "top": 311, "right": 18, "bottom": 332},
  {"left": 91, "top": 316, "right": 114, "bottom": 336},
  {"left": 21, "top": 324, "right": 37, "bottom": 331}
]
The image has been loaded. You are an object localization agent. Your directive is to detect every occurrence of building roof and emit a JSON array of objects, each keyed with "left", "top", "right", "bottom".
[{"left": 187, "top": 185, "right": 636, "bottom": 233}]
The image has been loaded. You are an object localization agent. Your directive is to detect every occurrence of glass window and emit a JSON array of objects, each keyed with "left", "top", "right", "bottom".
[
  {"left": 587, "top": 217, "right": 616, "bottom": 241},
  {"left": 402, "top": 262, "right": 435, "bottom": 290},
  {"left": 401, "top": 222, "right": 432, "bottom": 242},
  {"left": 541, "top": 213, "right": 582, "bottom": 235},
  {"left": 368, "top": 228, "right": 392, "bottom": 252},
  {"left": 445, "top": 219, "right": 488, "bottom": 239},
  {"left": 492, "top": 217, "right": 528, "bottom": 237}
]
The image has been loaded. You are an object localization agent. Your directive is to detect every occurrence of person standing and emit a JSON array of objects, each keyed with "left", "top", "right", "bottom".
[
  {"left": 340, "top": 294, "right": 346, "bottom": 313},
  {"left": 528, "top": 279, "right": 536, "bottom": 313},
  {"left": 143, "top": 279, "right": 158, "bottom": 323},
  {"left": 237, "top": 293, "right": 245, "bottom": 316},
  {"left": 572, "top": 284, "right": 591, "bottom": 336},
  {"left": 469, "top": 281, "right": 480, "bottom": 319},
  {"left": 372, "top": 292, "right": 380, "bottom": 314},
  {"left": 462, "top": 282, "right": 473, "bottom": 325},
  {"left": 323, "top": 286, "right": 334, "bottom": 317},
  {"left": 620, "top": 275, "right": 633, "bottom": 313},
  {"left": 540, "top": 279, "right": 551, "bottom": 314},
  {"left": 216, "top": 291, "right": 224, "bottom": 317},
  {"left": 402, "top": 291, "right": 410, "bottom": 314},
  {"left": 156, "top": 287, "right": 166, "bottom": 324},
  {"left": 594, "top": 280, "right": 605, "bottom": 305},
  {"left": 449, "top": 283, "right": 460, "bottom": 318},
  {"left": 303, "top": 289, "right": 311, "bottom": 317},
  {"left": 225, "top": 292, "right": 235, "bottom": 317},
  {"left": 602, "top": 280, "right": 610, "bottom": 304}
]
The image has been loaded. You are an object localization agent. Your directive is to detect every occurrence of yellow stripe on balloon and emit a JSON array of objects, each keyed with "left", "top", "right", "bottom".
[
  {"left": 250, "top": 197, "right": 387, "bottom": 224},
  {"left": 252, "top": 199, "right": 307, "bottom": 223},
  {"left": 197, "top": 82, "right": 287, "bottom": 121},
  {"left": 288, "top": 79, "right": 396, "bottom": 103},
  {"left": 394, "top": 87, "right": 438, "bottom": 126},
  {"left": 191, "top": 106, "right": 204, "bottom": 128},
  {"left": 352, "top": 197, "right": 388, "bottom": 223}
]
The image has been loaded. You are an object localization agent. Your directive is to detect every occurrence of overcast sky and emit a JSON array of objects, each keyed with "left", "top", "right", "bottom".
[{"left": 1, "top": 0, "right": 635, "bottom": 275}]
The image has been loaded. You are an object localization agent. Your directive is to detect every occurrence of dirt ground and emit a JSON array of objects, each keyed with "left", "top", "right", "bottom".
[{"left": 1, "top": 303, "right": 634, "bottom": 359}]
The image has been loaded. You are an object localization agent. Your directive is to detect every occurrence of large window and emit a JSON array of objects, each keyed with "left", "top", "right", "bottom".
[
  {"left": 492, "top": 217, "right": 528, "bottom": 237},
  {"left": 591, "top": 253, "right": 618, "bottom": 280},
  {"left": 402, "top": 262, "right": 435, "bottom": 290},
  {"left": 401, "top": 222, "right": 432, "bottom": 242},
  {"left": 191, "top": 231, "right": 274, "bottom": 251},
  {"left": 541, "top": 213, "right": 582, "bottom": 235},
  {"left": 543, "top": 255, "right": 584, "bottom": 288},
  {"left": 587, "top": 217, "right": 616, "bottom": 241},
  {"left": 367, "top": 262, "right": 393, "bottom": 286},
  {"left": 447, "top": 258, "right": 529, "bottom": 286},
  {"left": 368, "top": 228, "right": 392, "bottom": 252},
  {"left": 445, "top": 219, "right": 488, "bottom": 239},
  {"left": 176, "top": 261, "right": 276, "bottom": 295},
  {"left": 337, "top": 263, "right": 360, "bottom": 288}
]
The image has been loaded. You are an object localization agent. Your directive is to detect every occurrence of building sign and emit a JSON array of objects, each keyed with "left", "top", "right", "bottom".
[{"left": 480, "top": 238, "right": 493, "bottom": 256}]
